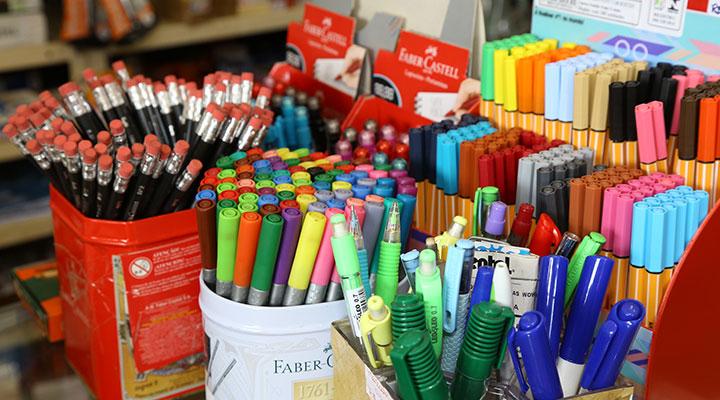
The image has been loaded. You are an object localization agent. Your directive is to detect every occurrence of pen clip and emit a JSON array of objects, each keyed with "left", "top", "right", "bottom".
[
  {"left": 507, "top": 328, "right": 529, "bottom": 394},
  {"left": 360, "top": 316, "right": 381, "bottom": 368},
  {"left": 442, "top": 244, "right": 465, "bottom": 332},
  {"left": 580, "top": 319, "right": 618, "bottom": 390}
]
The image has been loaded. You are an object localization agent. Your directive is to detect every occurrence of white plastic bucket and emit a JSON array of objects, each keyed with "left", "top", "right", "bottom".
[{"left": 199, "top": 275, "right": 347, "bottom": 400}]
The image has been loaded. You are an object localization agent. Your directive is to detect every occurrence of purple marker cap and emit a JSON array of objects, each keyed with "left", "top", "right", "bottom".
[
  {"left": 258, "top": 186, "right": 276, "bottom": 196},
  {"left": 334, "top": 188, "right": 353, "bottom": 201},
  {"left": 266, "top": 156, "right": 282, "bottom": 164},
  {"left": 389, "top": 169, "right": 408, "bottom": 179},
  {"left": 397, "top": 185, "right": 418, "bottom": 196},
  {"left": 272, "top": 208, "right": 303, "bottom": 286},
  {"left": 485, "top": 201, "right": 507, "bottom": 236},
  {"left": 398, "top": 176, "right": 416, "bottom": 187},
  {"left": 335, "top": 139, "right": 353, "bottom": 160},
  {"left": 359, "top": 130, "right": 375, "bottom": 147},
  {"left": 272, "top": 162, "right": 288, "bottom": 171}
]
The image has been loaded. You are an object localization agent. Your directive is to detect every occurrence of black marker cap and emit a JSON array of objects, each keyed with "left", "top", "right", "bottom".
[
  {"left": 608, "top": 82, "right": 626, "bottom": 142},
  {"left": 625, "top": 81, "right": 640, "bottom": 141},
  {"left": 659, "top": 77, "right": 678, "bottom": 137},
  {"left": 637, "top": 69, "right": 653, "bottom": 103},
  {"left": 651, "top": 67, "right": 665, "bottom": 100},
  {"left": 678, "top": 95, "right": 699, "bottom": 160}
]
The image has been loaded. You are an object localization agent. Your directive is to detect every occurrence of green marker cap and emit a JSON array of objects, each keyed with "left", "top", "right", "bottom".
[
  {"left": 293, "top": 178, "right": 312, "bottom": 187},
  {"left": 228, "top": 151, "right": 246, "bottom": 161},
  {"left": 239, "top": 192, "right": 259, "bottom": 205},
  {"left": 481, "top": 186, "right": 499, "bottom": 205},
  {"left": 294, "top": 148, "right": 310, "bottom": 158},
  {"left": 481, "top": 42, "right": 496, "bottom": 100},
  {"left": 238, "top": 202, "right": 258, "bottom": 214},
  {"left": 285, "top": 158, "right": 300, "bottom": 166},
  {"left": 564, "top": 232, "right": 606, "bottom": 306},
  {"left": 315, "top": 174, "right": 334, "bottom": 183},
  {"left": 328, "top": 169, "right": 344, "bottom": 178},
  {"left": 254, "top": 173, "right": 272, "bottom": 182},
  {"left": 216, "top": 207, "right": 241, "bottom": 283},
  {"left": 271, "top": 169, "right": 291, "bottom": 178},
  {"left": 390, "top": 294, "right": 427, "bottom": 341},
  {"left": 375, "top": 163, "right": 391, "bottom": 172},
  {"left": 255, "top": 180, "right": 276, "bottom": 189},
  {"left": 218, "top": 199, "right": 237, "bottom": 209},
  {"left": 216, "top": 156, "right": 234, "bottom": 169},
  {"left": 277, "top": 190, "right": 295, "bottom": 201},
  {"left": 217, "top": 169, "right": 237, "bottom": 180},
  {"left": 391, "top": 331, "right": 449, "bottom": 400},
  {"left": 216, "top": 182, "right": 237, "bottom": 194},
  {"left": 334, "top": 160, "right": 351, "bottom": 167}
]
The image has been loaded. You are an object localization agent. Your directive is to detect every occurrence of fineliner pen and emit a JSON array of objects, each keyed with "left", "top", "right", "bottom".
[
  {"left": 375, "top": 202, "right": 402, "bottom": 305},
  {"left": 232, "top": 211, "right": 262, "bottom": 303},
  {"left": 330, "top": 213, "right": 368, "bottom": 337},
  {"left": 415, "top": 249, "right": 443, "bottom": 357},
  {"left": 248, "top": 214, "right": 284, "bottom": 306},
  {"left": 283, "top": 211, "right": 327, "bottom": 306},
  {"left": 216, "top": 207, "right": 241, "bottom": 298},
  {"left": 196, "top": 198, "right": 217, "bottom": 288},
  {"left": 104, "top": 162, "right": 134, "bottom": 220},
  {"left": 306, "top": 208, "right": 344, "bottom": 304},
  {"left": 269, "top": 207, "right": 303, "bottom": 306}
]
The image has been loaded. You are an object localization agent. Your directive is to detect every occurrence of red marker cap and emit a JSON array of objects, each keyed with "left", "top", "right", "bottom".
[
  {"left": 187, "top": 159, "right": 203, "bottom": 176},
  {"left": 173, "top": 140, "right": 190, "bottom": 156},
  {"left": 131, "top": 143, "right": 144, "bottom": 158},
  {"left": 83, "top": 148, "right": 97, "bottom": 163},
  {"left": 115, "top": 146, "right": 132, "bottom": 162},
  {"left": 509, "top": 203, "right": 534, "bottom": 245},
  {"left": 94, "top": 143, "right": 108, "bottom": 155},
  {"left": 58, "top": 82, "right": 80, "bottom": 97},
  {"left": 98, "top": 154, "right": 113, "bottom": 170},
  {"left": 528, "top": 213, "right": 562, "bottom": 257},
  {"left": 63, "top": 140, "right": 78, "bottom": 157},
  {"left": 109, "top": 119, "right": 125, "bottom": 135},
  {"left": 97, "top": 130, "right": 111, "bottom": 145},
  {"left": 78, "top": 140, "right": 93, "bottom": 153},
  {"left": 2, "top": 124, "right": 18, "bottom": 139},
  {"left": 118, "top": 162, "right": 134, "bottom": 179}
]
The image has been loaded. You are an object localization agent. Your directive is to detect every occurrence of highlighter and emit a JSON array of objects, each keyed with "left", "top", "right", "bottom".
[
  {"left": 306, "top": 208, "right": 345, "bottom": 304},
  {"left": 391, "top": 330, "right": 449, "bottom": 400},
  {"left": 282, "top": 211, "right": 327, "bottom": 306},
  {"left": 564, "top": 232, "right": 605, "bottom": 307},
  {"left": 269, "top": 207, "right": 302, "bottom": 306},
  {"left": 415, "top": 249, "right": 443, "bottom": 357},
  {"left": 231, "top": 211, "right": 262, "bottom": 303},
  {"left": 248, "top": 214, "right": 284, "bottom": 306},
  {"left": 216, "top": 207, "right": 240, "bottom": 298},
  {"left": 374, "top": 202, "right": 402, "bottom": 305},
  {"left": 360, "top": 295, "right": 392, "bottom": 368},
  {"left": 327, "top": 213, "right": 369, "bottom": 338}
]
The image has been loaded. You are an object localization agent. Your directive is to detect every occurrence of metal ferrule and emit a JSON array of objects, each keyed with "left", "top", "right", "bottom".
[
  {"left": 50, "top": 105, "right": 72, "bottom": 120},
  {"left": 218, "top": 117, "right": 239, "bottom": 144},
  {"left": 156, "top": 90, "right": 172, "bottom": 114},
  {"left": 269, "top": 284, "right": 286, "bottom": 306},
  {"left": 183, "top": 96, "right": 201, "bottom": 123},
  {"left": 31, "top": 151, "right": 51, "bottom": 170},
  {"left": 163, "top": 152, "right": 185, "bottom": 175},
  {"left": 167, "top": 82, "right": 182, "bottom": 107},
  {"left": 127, "top": 85, "right": 145, "bottom": 110},
  {"left": 240, "top": 80, "right": 252, "bottom": 104},
  {"left": 62, "top": 91, "right": 93, "bottom": 117},
  {"left": 200, "top": 116, "right": 222, "bottom": 143},
  {"left": 82, "top": 160, "right": 97, "bottom": 181},
  {"left": 229, "top": 82, "right": 242, "bottom": 104},
  {"left": 237, "top": 123, "right": 259, "bottom": 151},
  {"left": 66, "top": 154, "right": 81, "bottom": 174},
  {"left": 116, "top": 69, "right": 131, "bottom": 88},
  {"left": 216, "top": 281, "right": 232, "bottom": 298},
  {"left": 46, "top": 145, "right": 63, "bottom": 164},
  {"left": 231, "top": 285, "right": 249, "bottom": 303},
  {"left": 250, "top": 124, "right": 268, "bottom": 148},
  {"left": 112, "top": 173, "right": 131, "bottom": 194},
  {"left": 174, "top": 169, "right": 196, "bottom": 191},
  {"left": 97, "top": 168, "right": 113, "bottom": 186},
  {"left": 202, "top": 84, "right": 213, "bottom": 107},
  {"left": 282, "top": 287, "right": 307, "bottom": 306},
  {"left": 92, "top": 87, "right": 113, "bottom": 112},
  {"left": 247, "top": 288, "right": 268, "bottom": 306},
  {"left": 152, "top": 158, "right": 166, "bottom": 179},
  {"left": 255, "top": 93, "right": 270, "bottom": 109},
  {"left": 231, "top": 115, "right": 250, "bottom": 141},
  {"left": 178, "top": 84, "right": 188, "bottom": 106},
  {"left": 138, "top": 81, "right": 156, "bottom": 108},
  {"left": 305, "top": 284, "right": 327, "bottom": 304},
  {"left": 212, "top": 89, "right": 225, "bottom": 106},
  {"left": 326, "top": 282, "right": 343, "bottom": 302},
  {"left": 130, "top": 156, "right": 142, "bottom": 169},
  {"left": 104, "top": 81, "right": 127, "bottom": 107},
  {"left": 139, "top": 152, "right": 158, "bottom": 175},
  {"left": 12, "top": 136, "right": 29, "bottom": 155},
  {"left": 112, "top": 133, "right": 128, "bottom": 150}
]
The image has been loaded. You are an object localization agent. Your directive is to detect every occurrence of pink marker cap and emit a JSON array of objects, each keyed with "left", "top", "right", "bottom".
[
  {"left": 237, "top": 178, "right": 256, "bottom": 188},
  {"left": 600, "top": 187, "right": 620, "bottom": 250},
  {"left": 615, "top": 183, "right": 633, "bottom": 193},
  {"left": 368, "top": 170, "right": 388, "bottom": 180},
  {"left": 398, "top": 185, "right": 418, "bottom": 196},
  {"left": 355, "top": 164, "right": 374, "bottom": 172},
  {"left": 389, "top": 169, "right": 408, "bottom": 179},
  {"left": 649, "top": 101, "right": 668, "bottom": 159},
  {"left": 613, "top": 194, "right": 635, "bottom": 257},
  {"left": 309, "top": 208, "right": 345, "bottom": 287},
  {"left": 398, "top": 176, "right": 416, "bottom": 187},
  {"left": 650, "top": 172, "right": 667, "bottom": 181},
  {"left": 639, "top": 186, "right": 654, "bottom": 198},
  {"left": 669, "top": 174, "right": 684, "bottom": 186},
  {"left": 686, "top": 69, "right": 704, "bottom": 88},
  {"left": 652, "top": 183, "right": 667, "bottom": 194},
  {"left": 634, "top": 103, "right": 657, "bottom": 164},
  {"left": 325, "top": 155, "right": 342, "bottom": 164},
  {"left": 630, "top": 191, "right": 645, "bottom": 202},
  {"left": 344, "top": 198, "right": 366, "bottom": 227},
  {"left": 263, "top": 149, "right": 278, "bottom": 159},
  {"left": 659, "top": 178, "right": 675, "bottom": 190},
  {"left": 639, "top": 175, "right": 656, "bottom": 185}
]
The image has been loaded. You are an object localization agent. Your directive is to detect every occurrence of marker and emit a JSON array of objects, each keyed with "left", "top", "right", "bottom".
[
  {"left": 306, "top": 208, "right": 344, "bottom": 304},
  {"left": 375, "top": 202, "right": 402, "bottom": 305},
  {"left": 415, "top": 249, "right": 443, "bottom": 357},
  {"left": 506, "top": 203, "right": 533, "bottom": 247},
  {"left": 269, "top": 207, "right": 303, "bottom": 306},
  {"left": 360, "top": 296, "right": 391, "bottom": 367},
  {"left": 216, "top": 207, "right": 241, "bottom": 298},
  {"left": 231, "top": 212, "right": 262, "bottom": 302},
  {"left": 564, "top": 232, "right": 605, "bottom": 307},
  {"left": 248, "top": 214, "right": 284, "bottom": 306},
  {"left": 330, "top": 213, "right": 368, "bottom": 337},
  {"left": 628, "top": 202, "right": 649, "bottom": 305},
  {"left": 535, "top": 255, "right": 568, "bottom": 360},
  {"left": 558, "top": 255, "right": 613, "bottom": 396},
  {"left": 283, "top": 211, "right": 327, "bottom": 306}
]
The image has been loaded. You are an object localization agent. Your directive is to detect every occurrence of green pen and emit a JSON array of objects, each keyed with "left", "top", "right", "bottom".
[
  {"left": 329, "top": 213, "right": 368, "bottom": 339},
  {"left": 248, "top": 214, "right": 284, "bottom": 306},
  {"left": 564, "top": 231, "right": 606, "bottom": 307},
  {"left": 216, "top": 207, "right": 240, "bottom": 298},
  {"left": 375, "top": 202, "right": 402, "bottom": 306},
  {"left": 414, "top": 249, "right": 443, "bottom": 357},
  {"left": 391, "top": 330, "right": 449, "bottom": 400}
]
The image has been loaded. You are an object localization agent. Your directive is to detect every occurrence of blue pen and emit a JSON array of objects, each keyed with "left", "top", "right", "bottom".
[
  {"left": 350, "top": 170, "right": 368, "bottom": 180},
  {"left": 535, "top": 255, "right": 568, "bottom": 361},
  {"left": 442, "top": 240, "right": 474, "bottom": 333},
  {"left": 195, "top": 189, "right": 216, "bottom": 203},
  {"left": 469, "top": 266, "right": 493, "bottom": 313},
  {"left": 313, "top": 180, "right": 331, "bottom": 191},
  {"left": 579, "top": 299, "right": 645, "bottom": 392},
  {"left": 373, "top": 185, "right": 394, "bottom": 197},
  {"left": 508, "top": 311, "right": 564, "bottom": 400},
  {"left": 557, "top": 255, "right": 614, "bottom": 397}
]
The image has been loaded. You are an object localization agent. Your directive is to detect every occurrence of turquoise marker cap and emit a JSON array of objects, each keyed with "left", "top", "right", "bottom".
[
  {"left": 672, "top": 198, "right": 688, "bottom": 262},
  {"left": 675, "top": 185, "right": 693, "bottom": 193},
  {"left": 645, "top": 207, "right": 666, "bottom": 273},
  {"left": 685, "top": 195, "right": 700, "bottom": 245},
  {"left": 693, "top": 190, "right": 709, "bottom": 222},
  {"left": 661, "top": 203, "right": 677, "bottom": 269},
  {"left": 630, "top": 202, "right": 649, "bottom": 267}
]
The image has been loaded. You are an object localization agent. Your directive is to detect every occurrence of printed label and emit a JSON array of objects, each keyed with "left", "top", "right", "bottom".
[
  {"left": 343, "top": 285, "right": 367, "bottom": 338},
  {"left": 293, "top": 377, "right": 334, "bottom": 400},
  {"left": 364, "top": 366, "right": 393, "bottom": 400},
  {"left": 536, "top": 0, "right": 686, "bottom": 37}
]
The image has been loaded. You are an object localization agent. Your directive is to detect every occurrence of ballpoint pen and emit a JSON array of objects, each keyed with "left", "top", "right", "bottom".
[
  {"left": 360, "top": 296, "right": 392, "bottom": 368},
  {"left": 374, "top": 202, "right": 402, "bottom": 305},
  {"left": 349, "top": 205, "right": 372, "bottom": 296},
  {"left": 440, "top": 239, "right": 474, "bottom": 374},
  {"left": 535, "top": 255, "right": 568, "bottom": 360},
  {"left": 330, "top": 213, "right": 368, "bottom": 339},
  {"left": 414, "top": 249, "right": 443, "bottom": 357},
  {"left": 400, "top": 249, "right": 420, "bottom": 293}
]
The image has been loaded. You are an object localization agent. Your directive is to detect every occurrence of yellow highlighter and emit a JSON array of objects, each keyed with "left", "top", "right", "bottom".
[
  {"left": 283, "top": 211, "right": 327, "bottom": 306},
  {"left": 360, "top": 295, "right": 393, "bottom": 368},
  {"left": 493, "top": 48, "right": 508, "bottom": 129},
  {"left": 504, "top": 52, "right": 520, "bottom": 130}
]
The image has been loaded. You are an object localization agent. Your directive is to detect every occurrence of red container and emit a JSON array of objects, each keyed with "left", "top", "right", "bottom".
[{"left": 50, "top": 187, "right": 205, "bottom": 399}]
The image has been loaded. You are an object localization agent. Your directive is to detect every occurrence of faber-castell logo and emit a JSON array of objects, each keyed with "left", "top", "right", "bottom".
[
  {"left": 303, "top": 16, "right": 348, "bottom": 47},
  {"left": 397, "top": 45, "right": 460, "bottom": 79}
]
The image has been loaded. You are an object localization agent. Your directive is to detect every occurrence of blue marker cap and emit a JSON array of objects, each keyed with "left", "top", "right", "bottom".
[
  {"left": 508, "top": 311, "right": 564, "bottom": 399},
  {"left": 352, "top": 184, "right": 371, "bottom": 200},
  {"left": 470, "top": 267, "right": 494, "bottom": 310},
  {"left": 400, "top": 249, "right": 420, "bottom": 290},
  {"left": 558, "top": 63, "right": 576, "bottom": 122},
  {"left": 326, "top": 197, "right": 346, "bottom": 210},
  {"left": 195, "top": 189, "right": 217, "bottom": 203},
  {"left": 334, "top": 188, "right": 353, "bottom": 201},
  {"left": 672, "top": 198, "right": 688, "bottom": 262},
  {"left": 676, "top": 185, "right": 693, "bottom": 193},
  {"left": 350, "top": 170, "right": 369, "bottom": 180},
  {"left": 644, "top": 197, "right": 662, "bottom": 207},
  {"left": 545, "top": 62, "right": 561, "bottom": 120},
  {"left": 693, "top": 190, "right": 709, "bottom": 222},
  {"left": 314, "top": 190, "right": 334, "bottom": 203},
  {"left": 560, "top": 255, "right": 614, "bottom": 364},
  {"left": 373, "top": 184, "right": 394, "bottom": 198},
  {"left": 630, "top": 202, "right": 649, "bottom": 267},
  {"left": 336, "top": 173, "right": 356, "bottom": 185},
  {"left": 357, "top": 177, "right": 377, "bottom": 188},
  {"left": 273, "top": 175, "right": 293, "bottom": 185},
  {"left": 397, "top": 194, "right": 417, "bottom": 247},
  {"left": 684, "top": 194, "right": 700, "bottom": 244},
  {"left": 377, "top": 177, "right": 396, "bottom": 189},
  {"left": 258, "top": 194, "right": 279, "bottom": 207},
  {"left": 645, "top": 207, "right": 666, "bottom": 273},
  {"left": 580, "top": 299, "right": 645, "bottom": 391},
  {"left": 661, "top": 203, "right": 677, "bottom": 269},
  {"left": 308, "top": 201, "right": 328, "bottom": 214},
  {"left": 535, "top": 255, "right": 568, "bottom": 361},
  {"left": 313, "top": 181, "right": 331, "bottom": 191}
]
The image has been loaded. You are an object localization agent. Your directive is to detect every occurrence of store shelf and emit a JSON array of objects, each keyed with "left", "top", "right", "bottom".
[
  {"left": 0, "top": 212, "right": 52, "bottom": 249},
  {"left": 0, "top": 42, "right": 76, "bottom": 75},
  {"left": 0, "top": 141, "right": 22, "bottom": 163}
]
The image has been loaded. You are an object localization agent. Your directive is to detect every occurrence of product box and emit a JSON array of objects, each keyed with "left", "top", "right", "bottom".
[
  {"left": 49, "top": 187, "right": 205, "bottom": 400},
  {"left": 12, "top": 260, "right": 63, "bottom": 343}
]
